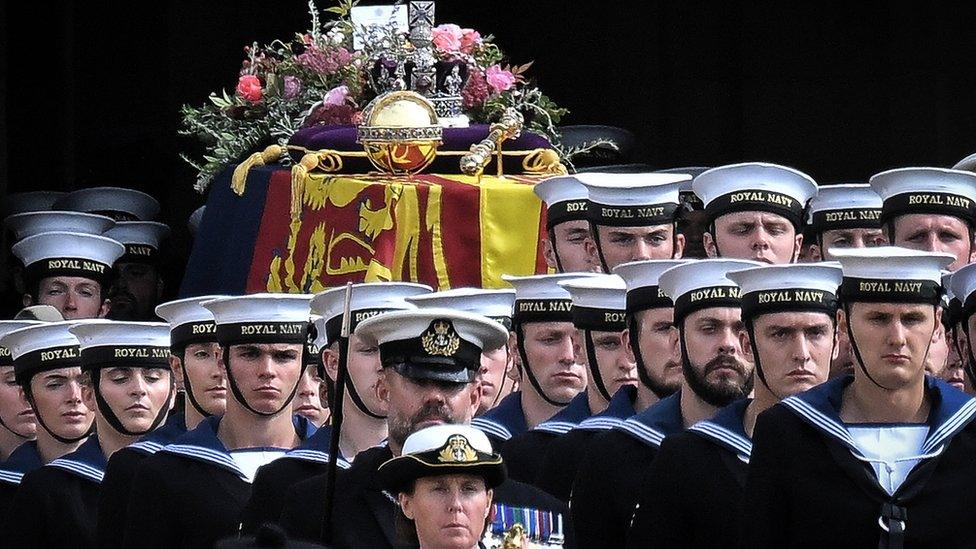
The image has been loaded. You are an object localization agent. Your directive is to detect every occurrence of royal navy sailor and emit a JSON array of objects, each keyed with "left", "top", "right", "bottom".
[
  {"left": 122, "top": 294, "right": 316, "bottom": 548},
  {"left": 694, "top": 162, "right": 818, "bottom": 264},
  {"left": 627, "top": 262, "right": 841, "bottom": 548},
  {"left": 240, "top": 282, "right": 431, "bottom": 533},
  {"left": 804, "top": 183, "right": 886, "bottom": 260},
  {"left": 568, "top": 259, "right": 758, "bottom": 548},
  {"left": 742, "top": 247, "right": 976, "bottom": 547},
  {"left": 534, "top": 175, "right": 601, "bottom": 273},
  {"left": 103, "top": 221, "right": 170, "bottom": 321}
]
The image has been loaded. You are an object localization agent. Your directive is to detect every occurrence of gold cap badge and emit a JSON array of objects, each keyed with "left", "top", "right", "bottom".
[
  {"left": 421, "top": 319, "right": 461, "bottom": 357},
  {"left": 437, "top": 434, "right": 478, "bottom": 463}
]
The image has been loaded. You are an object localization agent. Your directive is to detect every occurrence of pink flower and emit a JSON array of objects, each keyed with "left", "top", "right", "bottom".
[
  {"left": 485, "top": 65, "right": 516, "bottom": 92},
  {"left": 462, "top": 70, "right": 489, "bottom": 108},
  {"left": 459, "top": 28, "right": 481, "bottom": 54},
  {"left": 432, "top": 23, "right": 463, "bottom": 53},
  {"left": 323, "top": 85, "right": 349, "bottom": 107},
  {"left": 295, "top": 46, "right": 353, "bottom": 76},
  {"left": 236, "top": 74, "right": 263, "bottom": 103},
  {"left": 283, "top": 76, "right": 301, "bottom": 99}
]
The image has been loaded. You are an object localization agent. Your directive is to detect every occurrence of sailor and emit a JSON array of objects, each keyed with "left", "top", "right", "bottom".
[
  {"left": 742, "top": 247, "right": 976, "bottom": 547},
  {"left": 277, "top": 308, "right": 571, "bottom": 548},
  {"left": 577, "top": 172, "right": 687, "bottom": 271},
  {"left": 805, "top": 183, "right": 887, "bottom": 260},
  {"left": 0, "top": 322, "right": 95, "bottom": 520},
  {"left": 12, "top": 231, "right": 124, "bottom": 320},
  {"left": 240, "top": 282, "right": 431, "bottom": 534},
  {"left": 489, "top": 273, "right": 594, "bottom": 482},
  {"left": 406, "top": 287, "right": 517, "bottom": 416},
  {"left": 4, "top": 320, "right": 172, "bottom": 548},
  {"left": 941, "top": 273, "right": 975, "bottom": 394},
  {"left": 568, "top": 259, "right": 758, "bottom": 548},
  {"left": 533, "top": 175, "right": 601, "bottom": 273},
  {"left": 0, "top": 321, "right": 41, "bottom": 462},
  {"left": 291, "top": 331, "right": 329, "bottom": 427},
  {"left": 122, "top": 294, "right": 316, "bottom": 548},
  {"left": 96, "top": 297, "right": 227, "bottom": 549},
  {"left": 376, "top": 424, "right": 506, "bottom": 549},
  {"left": 54, "top": 186, "right": 160, "bottom": 222},
  {"left": 534, "top": 274, "right": 640, "bottom": 501},
  {"left": 871, "top": 167, "right": 976, "bottom": 270},
  {"left": 103, "top": 221, "right": 170, "bottom": 321},
  {"left": 627, "top": 262, "right": 841, "bottom": 548},
  {"left": 694, "top": 162, "right": 818, "bottom": 264}
]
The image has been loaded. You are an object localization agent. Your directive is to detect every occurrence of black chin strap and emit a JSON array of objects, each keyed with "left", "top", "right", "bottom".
[
  {"left": 338, "top": 339, "right": 386, "bottom": 420},
  {"left": 589, "top": 222, "right": 611, "bottom": 273},
  {"left": 844, "top": 303, "right": 937, "bottom": 391},
  {"left": 221, "top": 345, "right": 307, "bottom": 417},
  {"left": 583, "top": 330, "right": 613, "bottom": 403},
  {"left": 548, "top": 228, "right": 565, "bottom": 272},
  {"left": 179, "top": 352, "right": 213, "bottom": 419},
  {"left": 91, "top": 369, "right": 173, "bottom": 437},
  {"left": 25, "top": 388, "right": 91, "bottom": 444},
  {"left": 745, "top": 317, "right": 838, "bottom": 402},
  {"left": 514, "top": 324, "right": 571, "bottom": 407}
]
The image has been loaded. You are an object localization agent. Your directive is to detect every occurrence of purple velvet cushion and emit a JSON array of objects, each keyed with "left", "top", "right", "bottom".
[{"left": 288, "top": 124, "right": 554, "bottom": 174}]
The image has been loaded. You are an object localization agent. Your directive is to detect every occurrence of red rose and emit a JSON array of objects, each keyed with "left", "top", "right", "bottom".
[{"left": 236, "top": 74, "right": 263, "bottom": 103}]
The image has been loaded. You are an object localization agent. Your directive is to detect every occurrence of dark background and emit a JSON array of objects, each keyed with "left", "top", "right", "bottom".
[{"left": 3, "top": 0, "right": 976, "bottom": 296}]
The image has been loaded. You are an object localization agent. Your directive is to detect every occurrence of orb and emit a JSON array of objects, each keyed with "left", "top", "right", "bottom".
[{"left": 357, "top": 91, "right": 443, "bottom": 175}]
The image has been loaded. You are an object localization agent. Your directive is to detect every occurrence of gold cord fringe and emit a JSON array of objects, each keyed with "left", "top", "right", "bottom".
[{"left": 231, "top": 145, "right": 283, "bottom": 196}]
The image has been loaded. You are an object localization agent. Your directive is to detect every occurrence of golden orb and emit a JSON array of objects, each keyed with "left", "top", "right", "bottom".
[{"left": 357, "top": 91, "right": 443, "bottom": 175}]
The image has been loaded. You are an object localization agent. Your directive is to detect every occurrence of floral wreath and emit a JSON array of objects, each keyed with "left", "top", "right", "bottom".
[{"left": 180, "top": 0, "right": 575, "bottom": 192}]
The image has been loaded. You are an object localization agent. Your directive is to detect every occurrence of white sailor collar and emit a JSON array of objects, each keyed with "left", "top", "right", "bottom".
[
  {"left": 688, "top": 398, "right": 752, "bottom": 462},
  {"left": 532, "top": 391, "right": 593, "bottom": 435},
  {"left": 575, "top": 385, "right": 638, "bottom": 432},
  {"left": 280, "top": 425, "right": 350, "bottom": 469},
  {"left": 615, "top": 391, "right": 684, "bottom": 448},
  {"left": 472, "top": 391, "right": 528, "bottom": 442},
  {"left": 781, "top": 375, "right": 976, "bottom": 460},
  {"left": 0, "top": 441, "right": 43, "bottom": 486},
  {"left": 128, "top": 413, "right": 187, "bottom": 456},
  {"left": 159, "top": 415, "right": 314, "bottom": 481},
  {"left": 48, "top": 435, "right": 107, "bottom": 484}
]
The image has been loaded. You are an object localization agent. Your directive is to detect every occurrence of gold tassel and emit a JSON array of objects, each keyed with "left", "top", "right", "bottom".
[
  {"left": 230, "top": 145, "right": 284, "bottom": 196},
  {"left": 290, "top": 162, "right": 308, "bottom": 222}
]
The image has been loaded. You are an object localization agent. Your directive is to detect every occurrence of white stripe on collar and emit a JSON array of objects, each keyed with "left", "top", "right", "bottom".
[
  {"left": 283, "top": 449, "right": 350, "bottom": 468},
  {"left": 923, "top": 397, "right": 976, "bottom": 454},
  {"left": 533, "top": 421, "right": 577, "bottom": 435},
  {"left": 616, "top": 418, "right": 666, "bottom": 448},
  {"left": 688, "top": 420, "right": 752, "bottom": 461},
  {"left": 161, "top": 444, "right": 247, "bottom": 481},
  {"left": 129, "top": 440, "right": 165, "bottom": 455},
  {"left": 576, "top": 416, "right": 625, "bottom": 431},
  {"left": 0, "top": 470, "right": 24, "bottom": 485},
  {"left": 47, "top": 458, "right": 105, "bottom": 484},
  {"left": 471, "top": 417, "right": 513, "bottom": 441}
]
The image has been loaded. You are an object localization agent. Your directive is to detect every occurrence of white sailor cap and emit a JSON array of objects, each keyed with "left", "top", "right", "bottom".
[
  {"left": 503, "top": 272, "right": 601, "bottom": 325},
  {"left": 612, "top": 259, "right": 690, "bottom": 313},
  {"left": 0, "top": 321, "right": 83, "bottom": 385},
  {"left": 12, "top": 231, "right": 125, "bottom": 286},
  {"left": 311, "top": 282, "right": 431, "bottom": 346},
  {"left": 407, "top": 288, "right": 515, "bottom": 330},
  {"left": 659, "top": 259, "right": 762, "bottom": 322},
  {"left": 356, "top": 308, "right": 509, "bottom": 383},
  {"left": 832, "top": 247, "right": 953, "bottom": 306},
  {"left": 187, "top": 206, "right": 206, "bottom": 238},
  {"left": 949, "top": 264, "right": 976, "bottom": 323},
  {"left": 55, "top": 187, "right": 160, "bottom": 221},
  {"left": 655, "top": 167, "right": 712, "bottom": 209},
  {"left": 69, "top": 321, "right": 171, "bottom": 371},
  {"left": 103, "top": 221, "right": 171, "bottom": 263},
  {"left": 806, "top": 184, "right": 883, "bottom": 233},
  {"left": 1, "top": 191, "right": 67, "bottom": 218},
  {"left": 533, "top": 176, "right": 589, "bottom": 229},
  {"left": 4, "top": 211, "right": 115, "bottom": 241},
  {"left": 202, "top": 294, "right": 312, "bottom": 346},
  {"left": 942, "top": 271, "right": 960, "bottom": 329},
  {"left": 558, "top": 274, "right": 627, "bottom": 331},
  {"left": 155, "top": 296, "right": 225, "bottom": 350},
  {"left": 727, "top": 263, "right": 843, "bottom": 320},
  {"left": 377, "top": 424, "right": 505, "bottom": 492},
  {"left": 0, "top": 321, "right": 44, "bottom": 367},
  {"left": 869, "top": 167, "right": 976, "bottom": 227},
  {"left": 576, "top": 173, "right": 686, "bottom": 227},
  {"left": 693, "top": 162, "right": 818, "bottom": 229}
]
